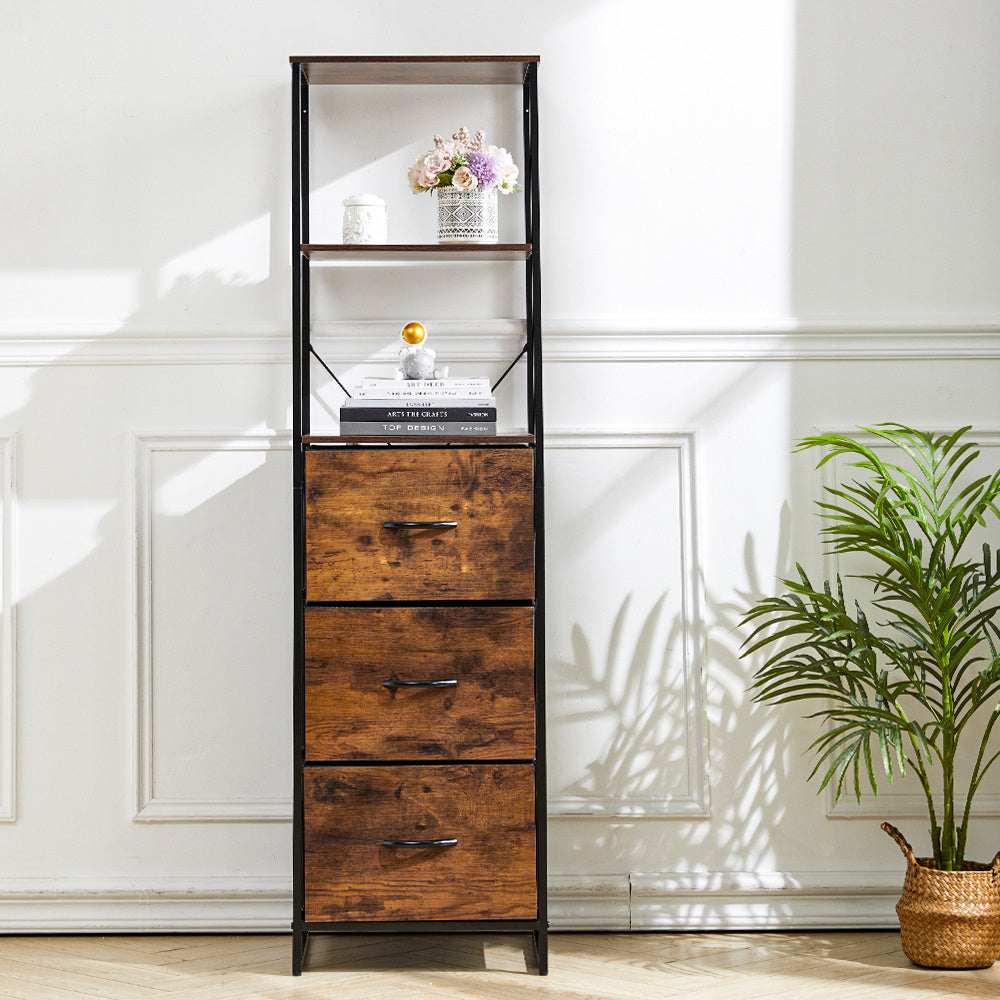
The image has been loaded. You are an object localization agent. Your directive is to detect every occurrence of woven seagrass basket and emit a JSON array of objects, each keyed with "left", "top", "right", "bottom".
[{"left": 882, "top": 822, "right": 1000, "bottom": 969}]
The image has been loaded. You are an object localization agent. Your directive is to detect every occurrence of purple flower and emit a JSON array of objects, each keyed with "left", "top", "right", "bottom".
[{"left": 467, "top": 150, "right": 502, "bottom": 188}]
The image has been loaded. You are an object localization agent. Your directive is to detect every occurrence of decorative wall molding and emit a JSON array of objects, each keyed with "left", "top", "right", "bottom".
[
  {"left": 132, "top": 432, "right": 292, "bottom": 823},
  {"left": 627, "top": 870, "right": 899, "bottom": 930},
  {"left": 816, "top": 429, "right": 1000, "bottom": 822},
  {"left": 0, "top": 320, "right": 997, "bottom": 365},
  {"left": 547, "top": 875, "right": 631, "bottom": 931},
  {"left": 0, "top": 877, "right": 290, "bottom": 932},
  {"left": 545, "top": 430, "right": 709, "bottom": 819},
  {"left": 0, "top": 872, "right": 899, "bottom": 932},
  {"left": 829, "top": 791, "right": 1000, "bottom": 821},
  {"left": 543, "top": 322, "right": 1000, "bottom": 363},
  {"left": 0, "top": 436, "right": 15, "bottom": 822}
]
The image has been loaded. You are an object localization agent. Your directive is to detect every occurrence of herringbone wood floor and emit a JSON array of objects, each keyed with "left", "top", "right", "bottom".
[{"left": 0, "top": 931, "right": 998, "bottom": 999}]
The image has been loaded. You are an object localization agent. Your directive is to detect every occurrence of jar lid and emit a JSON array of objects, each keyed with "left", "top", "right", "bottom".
[{"left": 343, "top": 193, "right": 386, "bottom": 207}]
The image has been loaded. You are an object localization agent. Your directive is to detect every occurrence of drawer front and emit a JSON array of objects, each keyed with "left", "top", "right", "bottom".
[
  {"left": 305, "top": 606, "right": 534, "bottom": 761},
  {"left": 305, "top": 448, "right": 533, "bottom": 601},
  {"left": 304, "top": 764, "right": 536, "bottom": 922}
]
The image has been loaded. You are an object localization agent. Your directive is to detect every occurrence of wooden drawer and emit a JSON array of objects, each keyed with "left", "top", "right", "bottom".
[
  {"left": 304, "top": 764, "right": 536, "bottom": 922},
  {"left": 305, "top": 448, "right": 533, "bottom": 601},
  {"left": 305, "top": 606, "right": 534, "bottom": 761}
]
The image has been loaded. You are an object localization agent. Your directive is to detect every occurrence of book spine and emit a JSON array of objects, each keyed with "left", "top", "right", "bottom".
[
  {"left": 353, "top": 386, "right": 493, "bottom": 400},
  {"left": 339, "top": 421, "right": 497, "bottom": 436},
  {"left": 359, "top": 378, "right": 490, "bottom": 391},
  {"left": 341, "top": 406, "right": 498, "bottom": 421}
]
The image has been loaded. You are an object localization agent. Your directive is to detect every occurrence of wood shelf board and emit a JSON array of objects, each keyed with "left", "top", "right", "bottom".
[
  {"left": 291, "top": 55, "right": 539, "bottom": 86},
  {"left": 304, "top": 433, "right": 535, "bottom": 446},
  {"left": 302, "top": 244, "right": 531, "bottom": 262}
]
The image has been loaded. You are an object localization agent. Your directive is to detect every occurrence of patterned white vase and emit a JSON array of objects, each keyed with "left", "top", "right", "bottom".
[{"left": 436, "top": 186, "right": 499, "bottom": 243}]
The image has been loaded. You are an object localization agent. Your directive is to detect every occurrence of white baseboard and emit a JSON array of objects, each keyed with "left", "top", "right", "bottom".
[
  {"left": 627, "top": 871, "right": 900, "bottom": 931},
  {"left": 547, "top": 875, "right": 631, "bottom": 931},
  {"left": 0, "top": 872, "right": 900, "bottom": 933},
  {"left": 0, "top": 878, "right": 290, "bottom": 933}
]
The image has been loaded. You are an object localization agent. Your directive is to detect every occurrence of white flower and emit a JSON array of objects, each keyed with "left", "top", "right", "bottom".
[{"left": 489, "top": 144, "right": 519, "bottom": 193}]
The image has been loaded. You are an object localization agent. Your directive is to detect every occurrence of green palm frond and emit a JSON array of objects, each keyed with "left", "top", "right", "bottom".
[{"left": 742, "top": 424, "right": 1000, "bottom": 869}]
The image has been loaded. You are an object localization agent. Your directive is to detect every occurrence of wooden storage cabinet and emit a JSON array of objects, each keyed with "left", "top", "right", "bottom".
[{"left": 291, "top": 55, "right": 545, "bottom": 976}]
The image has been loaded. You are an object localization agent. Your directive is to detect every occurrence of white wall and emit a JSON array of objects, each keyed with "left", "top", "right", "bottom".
[{"left": 1, "top": 0, "right": 999, "bottom": 931}]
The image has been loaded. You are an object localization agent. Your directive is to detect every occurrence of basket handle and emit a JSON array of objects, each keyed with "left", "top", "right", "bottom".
[
  {"left": 881, "top": 822, "right": 916, "bottom": 863},
  {"left": 990, "top": 851, "right": 1000, "bottom": 881}
]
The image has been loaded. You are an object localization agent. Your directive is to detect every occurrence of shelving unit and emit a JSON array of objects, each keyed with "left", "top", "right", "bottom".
[{"left": 290, "top": 56, "right": 546, "bottom": 975}]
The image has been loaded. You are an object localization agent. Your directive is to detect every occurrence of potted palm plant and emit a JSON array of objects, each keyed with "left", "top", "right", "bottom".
[{"left": 741, "top": 423, "right": 1000, "bottom": 969}]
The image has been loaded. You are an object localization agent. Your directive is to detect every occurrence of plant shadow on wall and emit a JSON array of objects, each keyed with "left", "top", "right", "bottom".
[
  {"left": 549, "top": 518, "right": 799, "bottom": 880},
  {"left": 551, "top": 592, "right": 691, "bottom": 809},
  {"left": 701, "top": 509, "right": 801, "bottom": 868}
]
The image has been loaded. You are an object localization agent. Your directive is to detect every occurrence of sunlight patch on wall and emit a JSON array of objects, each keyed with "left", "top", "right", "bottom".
[
  {"left": 158, "top": 214, "right": 270, "bottom": 296},
  {"left": 15, "top": 500, "right": 116, "bottom": 602},
  {"left": 152, "top": 436, "right": 270, "bottom": 517},
  {"left": 0, "top": 270, "right": 140, "bottom": 334}
]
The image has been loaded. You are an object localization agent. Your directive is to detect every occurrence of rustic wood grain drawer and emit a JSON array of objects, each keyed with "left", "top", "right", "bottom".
[
  {"left": 303, "top": 764, "right": 536, "bottom": 922},
  {"left": 305, "top": 606, "right": 534, "bottom": 761},
  {"left": 305, "top": 448, "right": 533, "bottom": 601}
]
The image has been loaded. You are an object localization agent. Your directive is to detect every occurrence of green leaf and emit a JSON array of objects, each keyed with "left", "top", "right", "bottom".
[{"left": 741, "top": 423, "right": 1000, "bottom": 867}]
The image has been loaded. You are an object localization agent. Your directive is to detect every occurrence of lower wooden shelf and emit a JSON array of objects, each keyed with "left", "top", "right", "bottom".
[{"left": 304, "top": 433, "right": 535, "bottom": 446}]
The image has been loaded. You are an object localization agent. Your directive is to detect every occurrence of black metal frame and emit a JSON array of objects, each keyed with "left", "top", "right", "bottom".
[{"left": 290, "top": 56, "right": 546, "bottom": 977}]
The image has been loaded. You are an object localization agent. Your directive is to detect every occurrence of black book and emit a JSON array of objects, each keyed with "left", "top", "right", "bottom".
[
  {"left": 340, "top": 402, "right": 497, "bottom": 422},
  {"left": 339, "top": 421, "right": 497, "bottom": 436}
]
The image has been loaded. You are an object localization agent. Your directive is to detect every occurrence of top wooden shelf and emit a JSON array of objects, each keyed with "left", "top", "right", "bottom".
[{"left": 290, "top": 55, "right": 539, "bottom": 86}]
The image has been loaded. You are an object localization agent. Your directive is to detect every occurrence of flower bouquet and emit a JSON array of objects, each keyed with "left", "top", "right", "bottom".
[
  {"left": 408, "top": 127, "right": 520, "bottom": 243},
  {"left": 408, "top": 127, "right": 520, "bottom": 194}
]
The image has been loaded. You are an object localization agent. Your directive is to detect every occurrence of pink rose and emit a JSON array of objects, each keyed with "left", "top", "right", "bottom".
[
  {"left": 451, "top": 166, "right": 478, "bottom": 191},
  {"left": 424, "top": 148, "right": 452, "bottom": 174},
  {"left": 408, "top": 155, "right": 439, "bottom": 192}
]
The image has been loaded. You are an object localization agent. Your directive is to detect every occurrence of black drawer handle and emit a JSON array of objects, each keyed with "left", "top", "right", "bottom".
[
  {"left": 382, "top": 838, "right": 458, "bottom": 848},
  {"left": 382, "top": 520, "right": 458, "bottom": 530},
  {"left": 381, "top": 679, "right": 459, "bottom": 689}
]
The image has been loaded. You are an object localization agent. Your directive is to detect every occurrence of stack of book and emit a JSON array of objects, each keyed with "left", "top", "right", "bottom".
[{"left": 339, "top": 377, "right": 497, "bottom": 437}]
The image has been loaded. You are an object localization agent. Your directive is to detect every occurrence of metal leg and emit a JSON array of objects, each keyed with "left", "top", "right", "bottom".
[
  {"left": 292, "top": 926, "right": 309, "bottom": 975},
  {"left": 533, "top": 925, "right": 549, "bottom": 975}
]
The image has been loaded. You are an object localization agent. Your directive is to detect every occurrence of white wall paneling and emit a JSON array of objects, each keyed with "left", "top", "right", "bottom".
[
  {"left": 545, "top": 431, "right": 708, "bottom": 818},
  {"left": 133, "top": 433, "right": 292, "bottom": 822},
  {"left": 0, "top": 436, "right": 15, "bottom": 822}
]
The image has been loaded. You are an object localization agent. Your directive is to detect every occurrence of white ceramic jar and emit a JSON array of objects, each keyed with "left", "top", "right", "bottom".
[{"left": 342, "top": 193, "right": 387, "bottom": 244}]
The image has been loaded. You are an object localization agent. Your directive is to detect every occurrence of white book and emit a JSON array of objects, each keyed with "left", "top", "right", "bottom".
[
  {"left": 353, "top": 381, "right": 493, "bottom": 400},
  {"left": 360, "top": 377, "right": 490, "bottom": 390}
]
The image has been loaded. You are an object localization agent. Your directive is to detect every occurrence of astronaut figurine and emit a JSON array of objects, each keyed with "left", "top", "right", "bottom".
[{"left": 396, "top": 322, "right": 448, "bottom": 380}]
